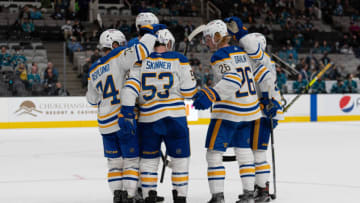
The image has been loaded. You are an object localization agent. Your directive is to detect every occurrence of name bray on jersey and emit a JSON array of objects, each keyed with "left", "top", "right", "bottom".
[
  {"left": 121, "top": 51, "right": 197, "bottom": 123},
  {"left": 210, "top": 46, "right": 262, "bottom": 122}
]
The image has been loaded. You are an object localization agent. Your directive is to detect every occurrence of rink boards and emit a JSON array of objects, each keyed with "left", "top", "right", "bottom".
[{"left": 0, "top": 94, "right": 359, "bottom": 128}]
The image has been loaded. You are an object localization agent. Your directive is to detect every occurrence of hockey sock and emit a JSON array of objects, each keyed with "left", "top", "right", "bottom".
[
  {"left": 254, "top": 150, "right": 270, "bottom": 188},
  {"left": 235, "top": 148, "right": 255, "bottom": 191},
  {"left": 107, "top": 157, "right": 124, "bottom": 192},
  {"left": 140, "top": 157, "right": 160, "bottom": 198},
  {"left": 123, "top": 157, "right": 140, "bottom": 197},
  {"left": 206, "top": 150, "right": 225, "bottom": 194},
  {"left": 171, "top": 157, "right": 189, "bottom": 197}
]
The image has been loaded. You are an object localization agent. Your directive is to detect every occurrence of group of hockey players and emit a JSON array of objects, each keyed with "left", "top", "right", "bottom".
[{"left": 86, "top": 11, "right": 283, "bottom": 203}]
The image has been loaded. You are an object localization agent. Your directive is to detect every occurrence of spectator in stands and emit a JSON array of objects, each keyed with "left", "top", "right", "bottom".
[
  {"left": 311, "top": 41, "right": 321, "bottom": 53},
  {"left": 30, "top": 7, "right": 43, "bottom": 19},
  {"left": 184, "top": 21, "right": 195, "bottom": 38},
  {"left": 293, "top": 32, "right": 304, "bottom": 50},
  {"left": 349, "top": 21, "right": 360, "bottom": 34},
  {"left": 19, "top": 5, "right": 30, "bottom": 20},
  {"left": 21, "top": 18, "right": 35, "bottom": 34},
  {"left": 0, "top": 46, "right": 12, "bottom": 67},
  {"left": 287, "top": 45, "right": 298, "bottom": 60},
  {"left": 194, "top": 64, "right": 204, "bottom": 87},
  {"left": 311, "top": 78, "right": 326, "bottom": 93},
  {"left": 52, "top": 7, "right": 64, "bottom": 20},
  {"left": 178, "top": 38, "right": 187, "bottom": 52},
  {"left": 159, "top": 4, "right": 170, "bottom": 16},
  {"left": 287, "top": 53, "right": 297, "bottom": 67},
  {"left": 331, "top": 78, "right": 346, "bottom": 93},
  {"left": 90, "top": 48, "right": 101, "bottom": 63},
  {"left": 61, "top": 20, "right": 73, "bottom": 40},
  {"left": 15, "top": 63, "right": 29, "bottom": 88},
  {"left": 320, "top": 52, "right": 331, "bottom": 66},
  {"left": 344, "top": 73, "right": 358, "bottom": 93},
  {"left": 340, "top": 33, "right": 353, "bottom": 54},
  {"left": 43, "top": 68, "right": 58, "bottom": 94},
  {"left": 68, "top": 36, "right": 83, "bottom": 53},
  {"left": 11, "top": 47, "right": 27, "bottom": 69},
  {"left": 293, "top": 74, "right": 308, "bottom": 93},
  {"left": 350, "top": 34, "right": 360, "bottom": 57},
  {"left": 28, "top": 64, "right": 41, "bottom": 87},
  {"left": 320, "top": 40, "right": 332, "bottom": 53},
  {"left": 304, "top": 18, "right": 314, "bottom": 32},
  {"left": 356, "top": 65, "right": 360, "bottom": 79},
  {"left": 334, "top": 0, "right": 343, "bottom": 16},
  {"left": 278, "top": 46, "right": 288, "bottom": 61},
  {"left": 276, "top": 65, "right": 288, "bottom": 93},
  {"left": 72, "top": 19, "right": 84, "bottom": 42},
  {"left": 53, "top": 82, "right": 70, "bottom": 96},
  {"left": 44, "top": 62, "right": 59, "bottom": 79}
]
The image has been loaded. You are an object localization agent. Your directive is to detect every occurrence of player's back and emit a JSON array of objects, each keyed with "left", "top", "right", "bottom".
[
  {"left": 135, "top": 51, "right": 196, "bottom": 123},
  {"left": 210, "top": 45, "right": 261, "bottom": 122},
  {"left": 87, "top": 47, "right": 128, "bottom": 134}
]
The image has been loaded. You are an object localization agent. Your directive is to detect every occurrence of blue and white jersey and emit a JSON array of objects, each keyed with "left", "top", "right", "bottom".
[
  {"left": 121, "top": 51, "right": 197, "bottom": 123},
  {"left": 250, "top": 53, "right": 284, "bottom": 121},
  {"left": 86, "top": 34, "right": 157, "bottom": 134},
  {"left": 127, "top": 37, "right": 139, "bottom": 47},
  {"left": 210, "top": 46, "right": 261, "bottom": 122}
]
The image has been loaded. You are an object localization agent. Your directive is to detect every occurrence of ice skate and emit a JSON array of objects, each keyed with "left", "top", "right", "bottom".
[
  {"left": 172, "top": 189, "right": 186, "bottom": 203},
  {"left": 207, "top": 192, "right": 225, "bottom": 203},
  {"left": 254, "top": 182, "right": 270, "bottom": 202},
  {"left": 237, "top": 190, "right": 255, "bottom": 203}
]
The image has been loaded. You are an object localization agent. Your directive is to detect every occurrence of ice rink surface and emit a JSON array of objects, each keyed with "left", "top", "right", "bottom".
[{"left": 1, "top": 122, "right": 360, "bottom": 203}]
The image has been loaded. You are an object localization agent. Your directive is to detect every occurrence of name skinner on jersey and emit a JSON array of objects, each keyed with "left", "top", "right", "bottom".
[
  {"left": 146, "top": 60, "right": 172, "bottom": 70},
  {"left": 91, "top": 64, "right": 110, "bottom": 81}
]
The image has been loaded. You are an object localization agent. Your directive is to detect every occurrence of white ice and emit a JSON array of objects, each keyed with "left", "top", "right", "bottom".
[{"left": 1, "top": 122, "right": 360, "bottom": 203}]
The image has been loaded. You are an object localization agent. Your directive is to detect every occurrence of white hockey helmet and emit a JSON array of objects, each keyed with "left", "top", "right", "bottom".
[
  {"left": 99, "top": 29, "right": 127, "bottom": 49},
  {"left": 156, "top": 29, "right": 175, "bottom": 51},
  {"left": 241, "top": 32, "right": 267, "bottom": 50},
  {"left": 203, "top": 19, "right": 228, "bottom": 44},
  {"left": 135, "top": 12, "right": 159, "bottom": 31}
]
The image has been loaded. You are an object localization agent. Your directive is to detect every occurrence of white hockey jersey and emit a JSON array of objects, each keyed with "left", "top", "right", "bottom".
[
  {"left": 86, "top": 34, "right": 157, "bottom": 134},
  {"left": 250, "top": 54, "right": 284, "bottom": 121},
  {"left": 210, "top": 45, "right": 262, "bottom": 122},
  {"left": 121, "top": 51, "right": 197, "bottom": 123}
]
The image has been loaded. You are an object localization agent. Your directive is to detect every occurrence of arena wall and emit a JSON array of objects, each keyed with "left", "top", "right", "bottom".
[{"left": 0, "top": 94, "right": 359, "bottom": 129}]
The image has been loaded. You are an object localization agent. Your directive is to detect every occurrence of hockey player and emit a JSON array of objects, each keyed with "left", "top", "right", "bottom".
[
  {"left": 192, "top": 20, "right": 262, "bottom": 203},
  {"left": 224, "top": 17, "right": 284, "bottom": 202},
  {"left": 86, "top": 25, "right": 166, "bottom": 203},
  {"left": 128, "top": 12, "right": 159, "bottom": 47},
  {"left": 118, "top": 29, "right": 196, "bottom": 203}
]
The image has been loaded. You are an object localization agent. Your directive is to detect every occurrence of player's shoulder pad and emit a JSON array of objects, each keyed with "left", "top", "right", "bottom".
[
  {"left": 148, "top": 51, "right": 189, "bottom": 64},
  {"left": 88, "top": 46, "right": 127, "bottom": 73},
  {"left": 211, "top": 45, "right": 246, "bottom": 65}
]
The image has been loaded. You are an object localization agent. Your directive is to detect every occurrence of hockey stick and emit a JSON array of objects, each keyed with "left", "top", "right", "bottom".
[
  {"left": 184, "top": 24, "right": 206, "bottom": 56},
  {"left": 159, "top": 25, "right": 206, "bottom": 183},
  {"left": 283, "top": 62, "right": 333, "bottom": 112},
  {"left": 271, "top": 53, "right": 300, "bottom": 76}
]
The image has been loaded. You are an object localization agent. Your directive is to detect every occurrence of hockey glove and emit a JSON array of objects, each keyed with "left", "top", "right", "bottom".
[
  {"left": 260, "top": 92, "right": 282, "bottom": 118},
  {"left": 224, "top": 16, "right": 248, "bottom": 41},
  {"left": 118, "top": 106, "right": 136, "bottom": 139},
  {"left": 192, "top": 87, "right": 220, "bottom": 110},
  {"left": 140, "top": 24, "right": 167, "bottom": 36}
]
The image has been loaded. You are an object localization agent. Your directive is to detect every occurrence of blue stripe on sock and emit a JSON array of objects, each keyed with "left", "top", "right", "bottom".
[
  {"left": 108, "top": 178, "right": 122, "bottom": 182},
  {"left": 208, "top": 177, "right": 225, "bottom": 181}
]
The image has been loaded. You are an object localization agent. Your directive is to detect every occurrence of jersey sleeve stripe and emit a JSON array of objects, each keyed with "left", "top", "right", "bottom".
[
  {"left": 98, "top": 121, "right": 118, "bottom": 128},
  {"left": 181, "top": 89, "right": 197, "bottom": 98},
  {"left": 125, "top": 80, "right": 140, "bottom": 92},
  {"left": 253, "top": 64, "right": 264, "bottom": 76},
  {"left": 124, "top": 85, "right": 139, "bottom": 96},
  {"left": 128, "top": 77, "right": 141, "bottom": 84},
  {"left": 139, "top": 45, "right": 146, "bottom": 59},
  {"left": 258, "top": 71, "right": 270, "bottom": 84},
  {"left": 254, "top": 67, "right": 268, "bottom": 82},
  {"left": 180, "top": 62, "right": 190, "bottom": 66},
  {"left": 89, "top": 50, "right": 124, "bottom": 75},
  {"left": 223, "top": 78, "right": 242, "bottom": 88},
  {"left": 98, "top": 114, "right": 118, "bottom": 124},
  {"left": 138, "top": 42, "right": 149, "bottom": 56},
  {"left": 98, "top": 107, "right": 121, "bottom": 119},
  {"left": 224, "top": 74, "right": 242, "bottom": 84},
  {"left": 180, "top": 86, "right": 197, "bottom": 92},
  {"left": 135, "top": 45, "right": 141, "bottom": 61}
]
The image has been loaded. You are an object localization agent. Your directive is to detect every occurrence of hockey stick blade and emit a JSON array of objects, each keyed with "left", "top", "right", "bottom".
[{"left": 188, "top": 24, "right": 206, "bottom": 42}]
